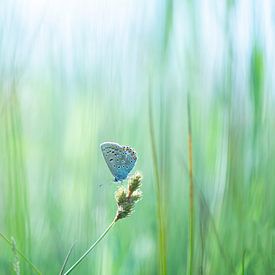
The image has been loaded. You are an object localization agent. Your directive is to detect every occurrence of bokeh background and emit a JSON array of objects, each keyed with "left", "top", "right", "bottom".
[{"left": 0, "top": 0, "right": 275, "bottom": 274}]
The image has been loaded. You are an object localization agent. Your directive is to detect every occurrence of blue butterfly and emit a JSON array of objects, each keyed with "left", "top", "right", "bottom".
[{"left": 100, "top": 142, "right": 137, "bottom": 182}]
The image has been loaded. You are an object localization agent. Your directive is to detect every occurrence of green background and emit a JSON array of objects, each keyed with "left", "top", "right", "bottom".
[{"left": 0, "top": 0, "right": 274, "bottom": 274}]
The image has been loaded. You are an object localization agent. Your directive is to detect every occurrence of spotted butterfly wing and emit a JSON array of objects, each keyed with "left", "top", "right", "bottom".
[{"left": 100, "top": 142, "right": 137, "bottom": 182}]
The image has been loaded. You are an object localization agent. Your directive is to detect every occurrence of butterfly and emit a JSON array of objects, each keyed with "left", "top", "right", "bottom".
[{"left": 100, "top": 142, "right": 137, "bottom": 182}]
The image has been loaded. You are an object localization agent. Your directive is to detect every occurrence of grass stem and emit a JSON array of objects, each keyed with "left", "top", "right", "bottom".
[
  {"left": 63, "top": 219, "right": 116, "bottom": 275},
  {"left": 242, "top": 249, "right": 246, "bottom": 275},
  {"left": 0, "top": 232, "right": 41, "bottom": 275},
  {"left": 187, "top": 94, "right": 194, "bottom": 275},
  {"left": 59, "top": 242, "right": 76, "bottom": 275},
  {"left": 148, "top": 91, "right": 167, "bottom": 274}
]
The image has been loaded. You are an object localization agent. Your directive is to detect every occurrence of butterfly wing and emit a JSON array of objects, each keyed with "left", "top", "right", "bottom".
[
  {"left": 100, "top": 142, "right": 122, "bottom": 179},
  {"left": 100, "top": 142, "right": 137, "bottom": 181},
  {"left": 121, "top": 145, "right": 137, "bottom": 177}
]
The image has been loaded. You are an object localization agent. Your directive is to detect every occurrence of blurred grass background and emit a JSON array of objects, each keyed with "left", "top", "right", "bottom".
[{"left": 0, "top": 0, "right": 275, "bottom": 274}]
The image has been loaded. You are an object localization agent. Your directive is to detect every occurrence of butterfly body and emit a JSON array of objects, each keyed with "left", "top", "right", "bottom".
[{"left": 100, "top": 142, "right": 137, "bottom": 182}]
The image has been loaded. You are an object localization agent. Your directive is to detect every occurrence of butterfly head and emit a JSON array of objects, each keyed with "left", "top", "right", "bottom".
[{"left": 114, "top": 177, "right": 123, "bottom": 183}]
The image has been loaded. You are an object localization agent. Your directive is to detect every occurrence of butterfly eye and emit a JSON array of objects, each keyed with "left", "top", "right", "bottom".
[
  {"left": 109, "top": 159, "right": 113, "bottom": 162},
  {"left": 118, "top": 165, "right": 121, "bottom": 169}
]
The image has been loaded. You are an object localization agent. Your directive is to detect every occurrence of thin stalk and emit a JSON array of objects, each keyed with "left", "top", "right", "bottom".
[
  {"left": 0, "top": 232, "right": 41, "bottom": 275},
  {"left": 63, "top": 219, "right": 116, "bottom": 275},
  {"left": 59, "top": 242, "right": 76, "bottom": 275},
  {"left": 242, "top": 249, "right": 246, "bottom": 275},
  {"left": 181, "top": 158, "right": 235, "bottom": 273},
  {"left": 199, "top": 191, "right": 235, "bottom": 273},
  {"left": 187, "top": 94, "right": 194, "bottom": 275},
  {"left": 148, "top": 92, "right": 167, "bottom": 274}
]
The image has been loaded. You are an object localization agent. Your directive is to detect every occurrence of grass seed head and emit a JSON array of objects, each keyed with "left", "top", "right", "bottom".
[
  {"left": 128, "top": 171, "right": 142, "bottom": 196},
  {"left": 114, "top": 172, "right": 143, "bottom": 221}
]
